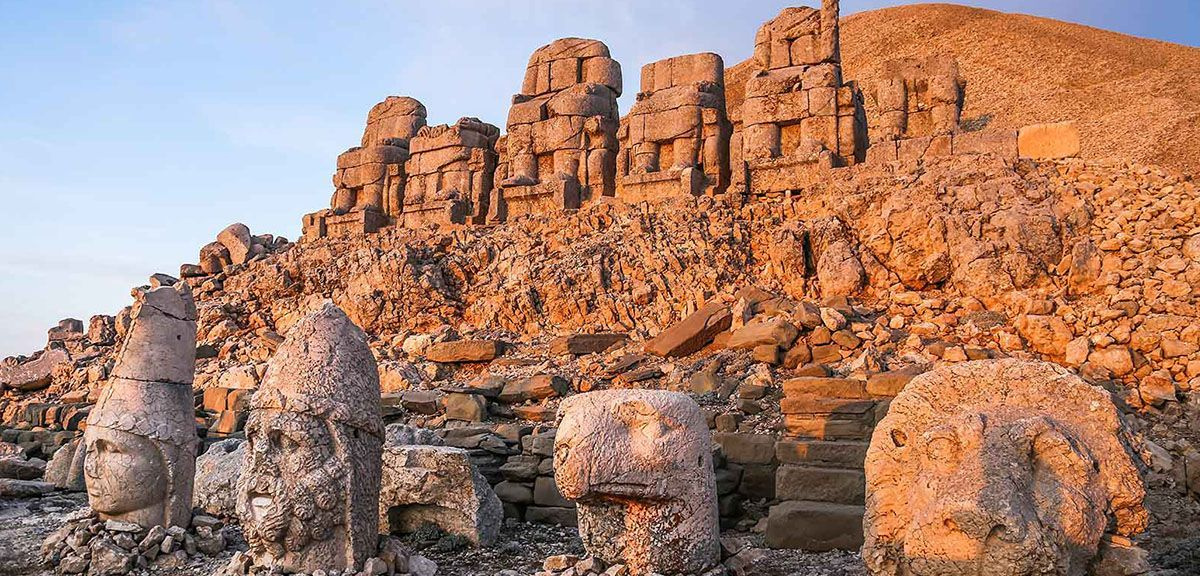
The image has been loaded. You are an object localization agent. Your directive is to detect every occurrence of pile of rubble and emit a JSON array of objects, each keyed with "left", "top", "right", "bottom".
[{"left": 41, "top": 513, "right": 228, "bottom": 574}]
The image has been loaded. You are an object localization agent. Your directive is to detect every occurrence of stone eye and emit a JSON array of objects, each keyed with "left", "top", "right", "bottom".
[{"left": 890, "top": 428, "right": 908, "bottom": 448}]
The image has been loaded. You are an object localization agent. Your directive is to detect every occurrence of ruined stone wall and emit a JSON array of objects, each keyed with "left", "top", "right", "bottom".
[{"left": 403, "top": 118, "right": 500, "bottom": 228}]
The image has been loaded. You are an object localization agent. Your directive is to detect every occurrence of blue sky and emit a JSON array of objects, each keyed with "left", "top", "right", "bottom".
[{"left": 0, "top": 0, "right": 1197, "bottom": 357}]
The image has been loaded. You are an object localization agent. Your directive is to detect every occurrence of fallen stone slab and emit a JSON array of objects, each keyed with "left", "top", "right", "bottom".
[
  {"left": 425, "top": 339, "right": 502, "bottom": 363},
  {"left": 645, "top": 302, "right": 732, "bottom": 357},
  {"left": 0, "top": 478, "right": 56, "bottom": 498},
  {"left": 0, "top": 456, "right": 47, "bottom": 480},
  {"left": 0, "top": 347, "right": 70, "bottom": 392}
]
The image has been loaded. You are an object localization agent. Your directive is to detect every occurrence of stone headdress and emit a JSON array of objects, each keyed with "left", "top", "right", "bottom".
[{"left": 86, "top": 282, "right": 199, "bottom": 529}]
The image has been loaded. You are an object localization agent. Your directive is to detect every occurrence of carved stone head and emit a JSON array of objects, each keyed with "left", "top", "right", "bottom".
[
  {"left": 863, "top": 360, "right": 1148, "bottom": 576},
  {"left": 555, "top": 389, "right": 719, "bottom": 576},
  {"left": 236, "top": 303, "right": 383, "bottom": 574},
  {"left": 84, "top": 282, "right": 198, "bottom": 530}
]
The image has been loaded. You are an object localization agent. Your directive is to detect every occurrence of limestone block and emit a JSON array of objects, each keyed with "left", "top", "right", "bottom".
[
  {"left": 1018, "top": 121, "right": 1081, "bottom": 160},
  {"left": 379, "top": 444, "right": 502, "bottom": 546},
  {"left": 361, "top": 96, "right": 427, "bottom": 146},
  {"left": 555, "top": 390, "right": 719, "bottom": 575},
  {"left": 863, "top": 360, "right": 1148, "bottom": 576},
  {"left": 644, "top": 302, "right": 732, "bottom": 357},
  {"left": 217, "top": 223, "right": 253, "bottom": 266},
  {"left": 0, "top": 347, "right": 69, "bottom": 392}
]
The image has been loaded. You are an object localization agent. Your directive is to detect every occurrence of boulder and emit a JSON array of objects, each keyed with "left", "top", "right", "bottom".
[
  {"left": 217, "top": 223, "right": 253, "bottom": 265},
  {"left": 645, "top": 302, "right": 732, "bottom": 358},
  {"left": 0, "top": 347, "right": 70, "bottom": 392},
  {"left": 44, "top": 438, "right": 86, "bottom": 490},
  {"left": 193, "top": 439, "right": 245, "bottom": 517},
  {"left": 379, "top": 445, "right": 502, "bottom": 546},
  {"left": 425, "top": 340, "right": 502, "bottom": 363}
]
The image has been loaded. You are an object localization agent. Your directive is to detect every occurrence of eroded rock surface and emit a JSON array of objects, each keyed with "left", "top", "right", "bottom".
[
  {"left": 554, "top": 389, "right": 719, "bottom": 575},
  {"left": 863, "top": 359, "right": 1149, "bottom": 576}
]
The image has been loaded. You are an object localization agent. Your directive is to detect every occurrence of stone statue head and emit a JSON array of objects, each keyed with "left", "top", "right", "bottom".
[
  {"left": 863, "top": 360, "right": 1148, "bottom": 576},
  {"left": 236, "top": 303, "right": 383, "bottom": 574},
  {"left": 84, "top": 282, "right": 198, "bottom": 530},
  {"left": 555, "top": 389, "right": 719, "bottom": 576}
]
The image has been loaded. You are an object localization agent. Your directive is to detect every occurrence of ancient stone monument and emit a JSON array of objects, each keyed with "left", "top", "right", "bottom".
[
  {"left": 741, "top": 0, "right": 866, "bottom": 194},
  {"left": 235, "top": 303, "right": 384, "bottom": 574},
  {"left": 554, "top": 389, "right": 719, "bottom": 575},
  {"left": 492, "top": 38, "right": 622, "bottom": 222},
  {"left": 302, "top": 96, "right": 428, "bottom": 239},
  {"left": 863, "top": 360, "right": 1149, "bottom": 576},
  {"left": 617, "top": 52, "right": 730, "bottom": 200},
  {"left": 379, "top": 442, "right": 504, "bottom": 546},
  {"left": 864, "top": 55, "right": 966, "bottom": 162},
  {"left": 402, "top": 117, "right": 500, "bottom": 227},
  {"left": 83, "top": 282, "right": 199, "bottom": 530}
]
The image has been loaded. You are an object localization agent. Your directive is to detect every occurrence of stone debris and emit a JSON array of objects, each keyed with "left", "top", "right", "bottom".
[
  {"left": 379, "top": 443, "right": 504, "bottom": 546},
  {"left": 41, "top": 510, "right": 228, "bottom": 575}
]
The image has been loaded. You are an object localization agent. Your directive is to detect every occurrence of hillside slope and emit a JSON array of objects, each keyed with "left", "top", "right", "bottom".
[{"left": 839, "top": 3, "right": 1200, "bottom": 176}]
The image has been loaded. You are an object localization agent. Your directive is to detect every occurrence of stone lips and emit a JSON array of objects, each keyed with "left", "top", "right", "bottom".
[
  {"left": 554, "top": 389, "right": 720, "bottom": 575},
  {"left": 863, "top": 359, "right": 1149, "bottom": 575}
]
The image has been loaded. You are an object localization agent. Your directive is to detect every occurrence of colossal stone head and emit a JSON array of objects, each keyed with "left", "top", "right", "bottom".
[
  {"left": 236, "top": 303, "right": 383, "bottom": 574},
  {"left": 84, "top": 282, "right": 198, "bottom": 530},
  {"left": 863, "top": 360, "right": 1148, "bottom": 576},
  {"left": 554, "top": 389, "right": 719, "bottom": 576}
]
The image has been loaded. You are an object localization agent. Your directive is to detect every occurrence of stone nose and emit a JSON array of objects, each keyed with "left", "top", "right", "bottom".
[{"left": 942, "top": 500, "right": 1029, "bottom": 544}]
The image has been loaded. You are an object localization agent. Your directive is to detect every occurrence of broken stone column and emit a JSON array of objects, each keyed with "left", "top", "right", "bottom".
[
  {"left": 554, "top": 389, "right": 719, "bottom": 575},
  {"left": 863, "top": 55, "right": 965, "bottom": 163},
  {"left": 742, "top": 0, "right": 866, "bottom": 195},
  {"left": 302, "top": 96, "right": 428, "bottom": 239},
  {"left": 236, "top": 302, "right": 384, "bottom": 574},
  {"left": 378, "top": 441, "right": 503, "bottom": 546},
  {"left": 83, "top": 282, "right": 199, "bottom": 530},
  {"left": 863, "top": 359, "right": 1149, "bottom": 576},
  {"left": 402, "top": 117, "right": 500, "bottom": 227},
  {"left": 492, "top": 38, "right": 622, "bottom": 222},
  {"left": 617, "top": 52, "right": 730, "bottom": 201}
]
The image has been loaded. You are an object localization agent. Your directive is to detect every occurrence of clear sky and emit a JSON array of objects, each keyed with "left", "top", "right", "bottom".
[{"left": 0, "top": 0, "right": 1196, "bottom": 357}]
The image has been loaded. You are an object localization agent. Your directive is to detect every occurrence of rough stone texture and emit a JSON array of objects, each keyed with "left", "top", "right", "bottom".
[
  {"left": 402, "top": 117, "right": 500, "bottom": 227},
  {"left": 303, "top": 96, "right": 428, "bottom": 240},
  {"left": 555, "top": 389, "right": 719, "bottom": 575},
  {"left": 84, "top": 282, "right": 199, "bottom": 530},
  {"left": 617, "top": 52, "right": 730, "bottom": 200},
  {"left": 493, "top": 38, "right": 622, "bottom": 221},
  {"left": 1019, "top": 121, "right": 1082, "bottom": 160},
  {"left": 863, "top": 360, "right": 1149, "bottom": 576},
  {"left": 218, "top": 223, "right": 253, "bottom": 266},
  {"left": 741, "top": 0, "right": 867, "bottom": 195},
  {"left": 863, "top": 56, "right": 964, "bottom": 144},
  {"left": 43, "top": 437, "right": 86, "bottom": 491},
  {"left": 193, "top": 438, "right": 245, "bottom": 518},
  {"left": 379, "top": 444, "right": 503, "bottom": 546},
  {"left": 236, "top": 303, "right": 383, "bottom": 574},
  {"left": 644, "top": 302, "right": 732, "bottom": 358},
  {"left": 0, "top": 346, "right": 70, "bottom": 392}
]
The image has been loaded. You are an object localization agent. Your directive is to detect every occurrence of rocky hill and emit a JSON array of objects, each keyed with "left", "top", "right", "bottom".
[{"left": 840, "top": 3, "right": 1200, "bottom": 177}]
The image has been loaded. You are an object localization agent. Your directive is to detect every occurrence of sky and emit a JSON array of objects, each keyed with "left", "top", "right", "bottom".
[{"left": 0, "top": 0, "right": 1196, "bottom": 358}]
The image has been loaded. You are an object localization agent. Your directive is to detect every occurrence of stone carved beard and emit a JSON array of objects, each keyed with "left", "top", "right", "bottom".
[{"left": 238, "top": 410, "right": 350, "bottom": 572}]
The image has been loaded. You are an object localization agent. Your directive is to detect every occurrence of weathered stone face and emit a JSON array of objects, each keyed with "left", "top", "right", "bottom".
[
  {"left": 236, "top": 302, "right": 383, "bottom": 574},
  {"left": 863, "top": 360, "right": 1149, "bottom": 576},
  {"left": 493, "top": 38, "right": 622, "bottom": 222},
  {"left": 618, "top": 52, "right": 730, "bottom": 200},
  {"left": 554, "top": 389, "right": 719, "bottom": 575},
  {"left": 83, "top": 282, "right": 198, "bottom": 530}
]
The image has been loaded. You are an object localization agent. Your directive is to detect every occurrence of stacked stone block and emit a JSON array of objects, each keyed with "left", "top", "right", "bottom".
[
  {"left": 492, "top": 38, "right": 622, "bottom": 222},
  {"left": 766, "top": 376, "right": 880, "bottom": 551},
  {"left": 741, "top": 1, "right": 866, "bottom": 195},
  {"left": 402, "top": 118, "right": 500, "bottom": 227},
  {"left": 302, "top": 96, "right": 428, "bottom": 239},
  {"left": 617, "top": 53, "right": 730, "bottom": 201},
  {"left": 494, "top": 427, "right": 578, "bottom": 526},
  {"left": 864, "top": 56, "right": 965, "bottom": 163}
]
